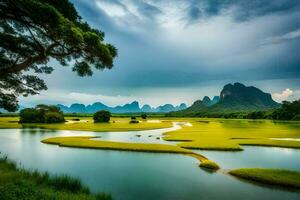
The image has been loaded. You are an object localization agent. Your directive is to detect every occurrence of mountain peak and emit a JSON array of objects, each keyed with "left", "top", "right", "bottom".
[
  {"left": 57, "top": 101, "right": 187, "bottom": 113},
  {"left": 173, "top": 83, "right": 280, "bottom": 115}
]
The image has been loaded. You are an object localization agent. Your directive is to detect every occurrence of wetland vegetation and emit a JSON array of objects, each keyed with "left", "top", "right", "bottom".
[
  {"left": 229, "top": 168, "right": 300, "bottom": 190},
  {"left": 0, "top": 156, "right": 111, "bottom": 200}
]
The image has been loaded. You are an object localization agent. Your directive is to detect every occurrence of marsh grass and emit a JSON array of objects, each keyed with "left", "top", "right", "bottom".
[
  {"left": 199, "top": 160, "right": 220, "bottom": 171},
  {"left": 0, "top": 116, "right": 172, "bottom": 132},
  {"left": 229, "top": 168, "right": 300, "bottom": 189},
  {"left": 42, "top": 136, "right": 192, "bottom": 154},
  {"left": 163, "top": 118, "right": 300, "bottom": 150},
  {"left": 0, "top": 156, "right": 111, "bottom": 200}
]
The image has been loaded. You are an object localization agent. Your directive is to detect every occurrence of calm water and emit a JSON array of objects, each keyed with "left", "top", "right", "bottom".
[{"left": 0, "top": 125, "right": 300, "bottom": 200}]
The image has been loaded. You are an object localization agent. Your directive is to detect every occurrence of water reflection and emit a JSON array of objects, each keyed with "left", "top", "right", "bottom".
[{"left": 0, "top": 126, "right": 299, "bottom": 200}]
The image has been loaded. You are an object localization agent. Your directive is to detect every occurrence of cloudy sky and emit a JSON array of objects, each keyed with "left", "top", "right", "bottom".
[{"left": 21, "top": 0, "right": 300, "bottom": 107}]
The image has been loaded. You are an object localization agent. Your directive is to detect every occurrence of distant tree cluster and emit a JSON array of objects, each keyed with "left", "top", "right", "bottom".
[
  {"left": 93, "top": 110, "right": 111, "bottom": 123},
  {"left": 19, "top": 105, "right": 65, "bottom": 123},
  {"left": 130, "top": 116, "right": 139, "bottom": 123},
  {"left": 141, "top": 114, "right": 147, "bottom": 119},
  {"left": 271, "top": 100, "right": 300, "bottom": 120},
  {"left": 167, "top": 100, "right": 300, "bottom": 121}
]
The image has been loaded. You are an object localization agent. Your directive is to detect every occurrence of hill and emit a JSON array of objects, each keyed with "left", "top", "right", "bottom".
[
  {"left": 169, "top": 82, "right": 280, "bottom": 116},
  {"left": 57, "top": 101, "right": 187, "bottom": 114}
]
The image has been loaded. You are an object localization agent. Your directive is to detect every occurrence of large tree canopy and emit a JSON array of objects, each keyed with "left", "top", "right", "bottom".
[{"left": 0, "top": 0, "right": 117, "bottom": 112}]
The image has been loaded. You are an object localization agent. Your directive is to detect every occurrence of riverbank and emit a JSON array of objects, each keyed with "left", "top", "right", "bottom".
[
  {"left": 229, "top": 168, "right": 300, "bottom": 190},
  {"left": 41, "top": 136, "right": 208, "bottom": 163},
  {"left": 0, "top": 156, "right": 111, "bottom": 200},
  {"left": 0, "top": 117, "right": 173, "bottom": 132},
  {"left": 163, "top": 119, "right": 300, "bottom": 150}
]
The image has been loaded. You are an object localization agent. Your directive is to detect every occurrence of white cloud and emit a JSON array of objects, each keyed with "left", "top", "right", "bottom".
[
  {"left": 95, "top": 1, "right": 127, "bottom": 17},
  {"left": 272, "top": 88, "right": 294, "bottom": 101},
  {"left": 261, "top": 28, "right": 300, "bottom": 45}
]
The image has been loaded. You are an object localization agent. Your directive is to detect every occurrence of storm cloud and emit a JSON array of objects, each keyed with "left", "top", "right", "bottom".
[{"left": 21, "top": 0, "right": 300, "bottom": 106}]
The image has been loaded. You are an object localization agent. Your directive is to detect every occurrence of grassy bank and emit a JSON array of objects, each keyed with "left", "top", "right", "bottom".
[
  {"left": 0, "top": 156, "right": 111, "bottom": 200},
  {"left": 229, "top": 168, "right": 300, "bottom": 189},
  {"left": 199, "top": 160, "right": 220, "bottom": 171},
  {"left": 42, "top": 136, "right": 208, "bottom": 163},
  {"left": 1, "top": 116, "right": 300, "bottom": 151},
  {"left": 163, "top": 118, "right": 300, "bottom": 150},
  {"left": 0, "top": 117, "right": 172, "bottom": 132}
]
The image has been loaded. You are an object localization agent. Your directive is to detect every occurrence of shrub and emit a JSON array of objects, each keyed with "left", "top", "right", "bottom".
[
  {"left": 93, "top": 110, "right": 111, "bottom": 123},
  {"left": 45, "top": 112, "right": 65, "bottom": 123},
  {"left": 141, "top": 114, "right": 147, "bottom": 119},
  {"left": 199, "top": 160, "right": 220, "bottom": 171},
  {"left": 19, "top": 108, "right": 44, "bottom": 123},
  {"left": 19, "top": 105, "right": 64, "bottom": 123},
  {"left": 130, "top": 116, "right": 139, "bottom": 123}
]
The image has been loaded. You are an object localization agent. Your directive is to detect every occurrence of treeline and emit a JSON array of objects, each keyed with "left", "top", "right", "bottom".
[
  {"left": 247, "top": 100, "right": 300, "bottom": 120},
  {"left": 166, "top": 100, "right": 300, "bottom": 121}
]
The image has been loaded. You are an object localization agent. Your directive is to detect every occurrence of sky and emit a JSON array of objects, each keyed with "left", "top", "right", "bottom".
[{"left": 21, "top": 0, "right": 300, "bottom": 107}]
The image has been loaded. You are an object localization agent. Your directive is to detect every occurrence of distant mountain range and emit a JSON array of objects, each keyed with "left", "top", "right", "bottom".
[
  {"left": 57, "top": 101, "right": 187, "bottom": 113},
  {"left": 169, "top": 82, "right": 280, "bottom": 116}
]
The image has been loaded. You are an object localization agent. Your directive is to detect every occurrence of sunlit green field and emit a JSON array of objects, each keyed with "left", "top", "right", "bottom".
[
  {"left": 0, "top": 117, "right": 172, "bottom": 132},
  {"left": 1, "top": 116, "right": 300, "bottom": 150},
  {"left": 163, "top": 118, "right": 300, "bottom": 150},
  {"left": 1, "top": 116, "right": 300, "bottom": 190},
  {"left": 229, "top": 168, "right": 300, "bottom": 189}
]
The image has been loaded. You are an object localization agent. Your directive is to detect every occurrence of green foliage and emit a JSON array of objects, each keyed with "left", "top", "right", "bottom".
[
  {"left": 229, "top": 168, "right": 300, "bottom": 189},
  {"left": 130, "top": 116, "right": 139, "bottom": 123},
  {"left": 272, "top": 100, "right": 300, "bottom": 120},
  {"left": 93, "top": 110, "right": 111, "bottom": 123},
  {"left": 19, "top": 105, "right": 65, "bottom": 123},
  {"left": 44, "top": 112, "right": 65, "bottom": 123},
  {"left": 19, "top": 108, "right": 44, "bottom": 123},
  {"left": 141, "top": 114, "right": 147, "bottom": 119},
  {"left": 199, "top": 160, "right": 220, "bottom": 170},
  {"left": 168, "top": 100, "right": 300, "bottom": 121},
  {"left": 0, "top": 157, "right": 111, "bottom": 200},
  {"left": 0, "top": 0, "right": 117, "bottom": 112}
]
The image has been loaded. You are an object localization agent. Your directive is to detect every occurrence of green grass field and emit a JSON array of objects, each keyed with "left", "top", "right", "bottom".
[
  {"left": 0, "top": 117, "right": 172, "bottom": 132},
  {"left": 163, "top": 118, "right": 300, "bottom": 150},
  {"left": 0, "top": 156, "right": 111, "bottom": 200},
  {"left": 229, "top": 168, "right": 300, "bottom": 189},
  {"left": 42, "top": 136, "right": 208, "bottom": 163},
  {"left": 1, "top": 116, "right": 300, "bottom": 151}
]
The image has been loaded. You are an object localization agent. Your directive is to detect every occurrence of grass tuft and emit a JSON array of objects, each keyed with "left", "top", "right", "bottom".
[
  {"left": 229, "top": 168, "right": 300, "bottom": 189},
  {"left": 199, "top": 160, "right": 220, "bottom": 171}
]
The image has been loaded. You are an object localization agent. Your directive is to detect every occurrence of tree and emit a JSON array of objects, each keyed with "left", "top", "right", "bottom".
[
  {"left": 93, "top": 110, "right": 111, "bottom": 123},
  {"left": 19, "top": 104, "right": 64, "bottom": 123},
  {"left": 272, "top": 100, "right": 300, "bottom": 120},
  {"left": 130, "top": 116, "right": 139, "bottom": 123},
  {"left": 0, "top": 0, "right": 117, "bottom": 112},
  {"left": 141, "top": 114, "right": 147, "bottom": 119}
]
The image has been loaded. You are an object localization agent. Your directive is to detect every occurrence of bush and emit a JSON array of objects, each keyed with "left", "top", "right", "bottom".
[
  {"left": 45, "top": 112, "right": 65, "bottom": 123},
  {"left": 130, "top": 116, "right": 139, "bottom": 123},
  {"left": 19, "top": 105, "right": 64, "bottom": 123},
  {"left": 19, "top": 108, "right": 44, "bottom": 123},
  {"left": 199, "top": 160, "right": 220, "bottom": 171},
  {"left": 141, "top": 114, "right": 147, "bottom": 119},
  {"left": 93, "top": 110, "right": 111, "bottom": 123}
]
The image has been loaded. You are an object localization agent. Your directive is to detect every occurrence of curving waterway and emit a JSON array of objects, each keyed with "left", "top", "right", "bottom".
[{"left": 0, "top": 123, "right": 300, "bottom": 200}]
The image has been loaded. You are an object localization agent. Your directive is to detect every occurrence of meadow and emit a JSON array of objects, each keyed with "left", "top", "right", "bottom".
[
  {"left": 0, "top": 116, "right": 172, "bottom": 132},
  {"left": 229, "top": 168, "right": 300, "bottom": 189},
  {"left": 163, "top": 118, "right": 300, "bottom": 150}
]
